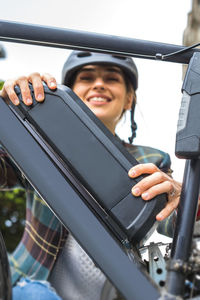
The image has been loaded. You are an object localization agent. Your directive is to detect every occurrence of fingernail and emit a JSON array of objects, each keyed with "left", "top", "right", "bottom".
[
  {"left": 14, "top": 99, "right": 19, "bottom": 105},
  {"left": 156, "top": 213, "right": 163, "bottom": 221},
  {"left": 26, "top": 98, "right": 32, "bottom": 105},
  {"left": 50, "top": 82, "right": 56, "bottom": 88},
  {"left": 132, "top": 187, "right": 140, "bottom": 196},
  {"left": 37, "top": 94, "right": 44, "bottom": 101},
  {"left": 129, "top": 169, "right": 136, "bottom": 177},
  {"left": 142, "top": 192, "right": 149, "bottom": 200}
]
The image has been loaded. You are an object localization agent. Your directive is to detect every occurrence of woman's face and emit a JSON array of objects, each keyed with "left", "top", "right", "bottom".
[{"left": 72, "top": 64, "right": 133, "bottom": 134}]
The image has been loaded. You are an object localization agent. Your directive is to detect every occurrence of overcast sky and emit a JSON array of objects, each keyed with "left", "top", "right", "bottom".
[{"left": 0, "top": 0, "right": 193, "bottom": 181}]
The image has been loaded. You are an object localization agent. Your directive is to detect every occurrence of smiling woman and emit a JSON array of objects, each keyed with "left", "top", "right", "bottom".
[
  {"left": 72, "top": 65, "right": 134, "bottom": 134},
  {"left": 61, "top": 51, "right": 138, "bottom": 141}
]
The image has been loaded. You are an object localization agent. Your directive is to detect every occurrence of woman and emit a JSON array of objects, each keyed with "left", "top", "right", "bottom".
[{"left": 0, "top": 51, "right": 181, "bottom": 300}]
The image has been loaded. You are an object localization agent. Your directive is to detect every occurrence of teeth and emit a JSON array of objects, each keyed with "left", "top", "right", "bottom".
[{"left": 89, "top": 97, "right": 107, "bottom": 102}]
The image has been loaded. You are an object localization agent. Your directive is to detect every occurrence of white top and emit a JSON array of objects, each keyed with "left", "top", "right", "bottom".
[{"left": 49, "top": 234, "right": 106, "bottom": 300}]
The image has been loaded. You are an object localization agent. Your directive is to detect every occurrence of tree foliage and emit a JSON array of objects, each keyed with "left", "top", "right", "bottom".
[
  {"left": 0, "top": 189, "right": 26, "bottom": 252},
  {"left": 0, "top": 80, "right": 4, "bottom": 90}
]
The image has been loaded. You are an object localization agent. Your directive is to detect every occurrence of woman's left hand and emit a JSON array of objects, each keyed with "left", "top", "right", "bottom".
[{"left": 128, "top": 163, "right": 182, "bottom": 221}]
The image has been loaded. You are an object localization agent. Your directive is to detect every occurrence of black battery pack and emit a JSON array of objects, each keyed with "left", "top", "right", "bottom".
[{"left": 11, "top": 84, "right": 166, "bottom": 244}]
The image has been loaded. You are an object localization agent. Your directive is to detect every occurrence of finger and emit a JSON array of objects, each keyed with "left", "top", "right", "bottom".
[
  {"left": 141, "top": 181, "right": 171, "bottom": 200},
  {"left": 131, "top": 171, "right": 169, "bottom": 197},
  {"left": 128, "top": 163, "right": 159, "bottom": 178},
  {"left": 29, "top": 72, "right": 45, "bottom": 102},
  {"left": 156, "top": 197, "right": 179, "bottom": 221},
  {"left": 1, "top": 79, "right": 20, "bottom": 105},
  {"left": 17, "top": 76, "right": 33, "bottom": 105},
  {"left": 140, "top": 181, "right": 173, "bottom": 201},
  {"left": 42, "top": 73, "right": 57, "bottom": 90}
]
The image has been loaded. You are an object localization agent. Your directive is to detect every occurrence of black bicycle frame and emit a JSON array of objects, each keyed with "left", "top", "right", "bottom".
[
  {"left": 0, "top": 19, "right": 199, "bottom": 299},
  {"left": 0, "top": 19, "right": 199, "bottom": 63}
]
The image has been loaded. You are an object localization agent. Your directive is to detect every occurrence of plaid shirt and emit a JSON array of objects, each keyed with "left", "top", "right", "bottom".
[{"left": 0, "top": 142, "right": 171, "bottom": 285}]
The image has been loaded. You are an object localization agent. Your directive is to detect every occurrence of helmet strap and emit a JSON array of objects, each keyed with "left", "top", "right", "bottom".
[{"left": 128, "top": 102, "right": 137, "bottom": 144}]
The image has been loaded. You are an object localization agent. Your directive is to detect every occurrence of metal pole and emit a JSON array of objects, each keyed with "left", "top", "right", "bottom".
[
  {"left": 0, "top": 19, "right": 199, "bottom": 64},
  {"left": 166, "top": 159, "right": 200, "bottom": 296}
]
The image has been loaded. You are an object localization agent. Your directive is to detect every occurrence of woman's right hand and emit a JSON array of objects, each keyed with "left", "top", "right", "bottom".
[{"left": 0, "top": 72, "right": 57, "bottom": 106}]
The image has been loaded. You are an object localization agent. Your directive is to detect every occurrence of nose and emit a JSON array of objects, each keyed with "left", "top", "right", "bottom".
[{"left": 92, "top": 77, "right": 105, "bottom": 90}]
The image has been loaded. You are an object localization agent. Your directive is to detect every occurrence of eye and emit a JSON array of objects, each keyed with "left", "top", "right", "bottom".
[
  {"left": 79, "top": 73, "right": 95, "bottom": 82},
  {"left": 107, "top": 76, "right": 120, "bottom": 82},
  {"left": 105, "top": 71, "right": 123, "bottom": 82}
]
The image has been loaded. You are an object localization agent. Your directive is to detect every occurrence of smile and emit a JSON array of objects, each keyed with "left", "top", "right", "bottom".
[{"left": 87, "top": 96, "right": 111, "bottom": 103}]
